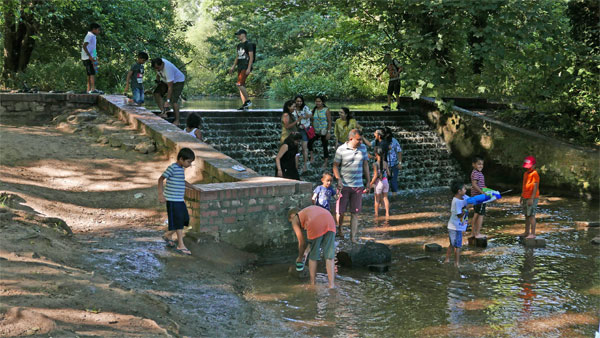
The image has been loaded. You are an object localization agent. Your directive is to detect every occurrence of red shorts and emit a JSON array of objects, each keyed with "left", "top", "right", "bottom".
[
  {"left": 336, "top": 186, "right": 363, "bottom": 214},
  {"left": 236, "top": 69, "right": 249, "bottom": 86}
]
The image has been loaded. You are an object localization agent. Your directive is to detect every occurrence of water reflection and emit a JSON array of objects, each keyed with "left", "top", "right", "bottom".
[{"left": 250, "top": 192, "right": 600, "bottom": 336}]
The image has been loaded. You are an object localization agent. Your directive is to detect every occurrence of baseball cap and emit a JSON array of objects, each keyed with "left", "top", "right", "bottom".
[
  {"left": 235, "top": 29, "right": 247, "bottom": 36},
  {"left": 522, "top": 156, "right": 536, "bottom": 168}
]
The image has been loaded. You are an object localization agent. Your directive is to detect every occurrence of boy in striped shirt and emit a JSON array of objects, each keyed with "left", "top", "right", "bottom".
[
  {"left": 158, "top": 148, "right": 196, "bottom": 255},
  {"left": 470, "top": 156, "right": 486, "bottom": 239}
]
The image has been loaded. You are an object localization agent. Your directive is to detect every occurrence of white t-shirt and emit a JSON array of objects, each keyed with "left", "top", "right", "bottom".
[
  {"left": 447, "top": 196, "right": 469, "bottom": 231},
  {"left": 81, "top": 32, "right": 97, "bottom": 60},
  {"left": 157, "top": 58, "right": 185, "bottom": 83},
  {"left": 293, "top": 105, "right": 312, "bottom": 129}
]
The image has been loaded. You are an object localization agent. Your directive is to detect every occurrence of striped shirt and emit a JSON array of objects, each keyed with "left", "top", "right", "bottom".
[
  {"left": 470, "top": 169, "right": 486, "bottom": 195},
  {"left": 334, "top": 142, "right": 368, "bottom": 187},
  {"left": 162, "top": 163, "right": 186, "bottom": 202}
]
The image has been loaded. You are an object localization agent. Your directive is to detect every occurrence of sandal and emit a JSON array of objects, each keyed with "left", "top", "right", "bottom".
[
  {"left": 175, "top": 248, "right": 192, "bottom": 255},
  {"left": 296, "top": 261, "right": 305, "bottom": 272},
  {"left": 162, "top": 236, "right": 176, "bottom": 248}
]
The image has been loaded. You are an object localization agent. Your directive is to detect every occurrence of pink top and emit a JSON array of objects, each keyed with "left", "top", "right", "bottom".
[{"left": 298, "top": 205, "right": 336, "bottom": 240}]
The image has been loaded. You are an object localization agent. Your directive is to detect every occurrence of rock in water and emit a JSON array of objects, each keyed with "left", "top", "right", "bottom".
[
  {"left": 424, "top": 243, "right": 442, "bottom": 252},
  {"left": 338, "top": 241, "right": 392, "bottom": 267}
]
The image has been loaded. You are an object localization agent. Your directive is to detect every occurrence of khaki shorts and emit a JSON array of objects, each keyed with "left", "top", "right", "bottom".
[{"left": 521, "top": 198, "right": 538, "bottom": 217}]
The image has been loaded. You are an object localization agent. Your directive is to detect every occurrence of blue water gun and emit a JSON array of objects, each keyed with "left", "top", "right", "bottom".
[{"left": 466, "top": 189, "right": 510, "bottom": 205}]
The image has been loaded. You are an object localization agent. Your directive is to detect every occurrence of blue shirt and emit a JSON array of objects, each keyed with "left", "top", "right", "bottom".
[
  {"left": 387, "top": 138, "right": 402, "bottom": 165},
  {"left": 313, "top": 185, "right": 336, "bottom": 210},
  {"left": 162, "top": 163, "right": 186, "bottom": 202},
  {"left": 334, "top": 142, "right": 368, "bottom": 187}
]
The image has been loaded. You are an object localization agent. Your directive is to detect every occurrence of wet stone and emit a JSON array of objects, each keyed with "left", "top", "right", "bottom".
[
  {"left": 368, "top": 264, "right": 389, "bottom": 273},
  {"left": 591, "top": 237, "right": 600, "bottom": 245},
  {"left": 523, "top": 237, "right": 546, "bottom": 248},
  {"left": 424, "top": 243, "right": 442, "bottom": 252},
  {"left": 468, "top": 237, "right": 488, "bottom": 248}
]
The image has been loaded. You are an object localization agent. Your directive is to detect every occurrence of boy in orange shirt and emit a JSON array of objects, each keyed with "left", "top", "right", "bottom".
[{"left": 520, "top": 156, "right": 540, "bottom": 239}]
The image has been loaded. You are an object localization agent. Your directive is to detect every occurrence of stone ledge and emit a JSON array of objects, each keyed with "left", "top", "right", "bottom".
[{"left": 0, "top": 92, "right": 98, "bottom": 104}]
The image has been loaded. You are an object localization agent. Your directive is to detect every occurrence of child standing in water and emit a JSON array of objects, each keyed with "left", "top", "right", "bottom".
[
  {"left": 470, "top": 156, "right": 486, "bottom": 238},
  {"left": 370, "top": 147, "right": 390, "bottom": 218},
  {"left": 520, "top": 156, "right": 540, "bottom": 239},
  {"left": 445, "top": 181, "right": 470, "bottom": 267},
  {"left": 312, "top": 172, "right": 337, "bottom": 211}
]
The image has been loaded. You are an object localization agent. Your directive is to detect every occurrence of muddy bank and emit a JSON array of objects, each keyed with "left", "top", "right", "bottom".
[{"left": 0, "top": 108, "right": 292, "bottom": 337}]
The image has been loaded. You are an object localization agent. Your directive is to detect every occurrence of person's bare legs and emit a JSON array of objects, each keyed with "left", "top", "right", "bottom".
[
  {"left": 337, "top": 213, "right": 344, "bottom": 236},
  {"left": 301, "top": 141, "right": 308, "bottom": 171},
  {"left": 471, "top": 213, "right": 480, "bottom": 237},
  {"left": 444, "top": 244, "right": 452, "bottom": 264},
  {"left": 374, "top": 194, "right": 380, "bottom": 218},
  {"left": 454, "top": 247, "right": 461, "bottom": 267},
  {"left": 525, "top": 216, "right": 536, "bottom": 238},
  {"left": 173, "top": 102, "right": 180, "bottom": 126},
  {"left": 237, "top": 84, "right": 248, "bottom": 104},
  {"left": 154, "top": 92, "right": 165, "bottom": 116},
  {"left": 350, "top": 212, "right": 359, "bottom": 243},
  {"left": 175, "top": 229, "right": 187, "bottom": 250},
  {"left": 325, "top": 258, "right": 335, "bottom": 288},
  {"left": 386, "top": 94, "right": 392, "bottom": 107},
  {"left": 86, "top": 76, "right": 91, "bottom": 92},
  {"left": 308, "top": 259, "right": 318, "bottom": 285},
  {"left": 383, "top": 195, "right": 390, "bottom": 218},
  {"left": 475, "top": 215, "right": 485, "bottom": 238},
  {"left": 522, "top": 216, "right": 531, "bottom": 238}
]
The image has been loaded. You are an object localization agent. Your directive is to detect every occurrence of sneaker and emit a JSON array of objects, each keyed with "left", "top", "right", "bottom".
[
  {"left": 243, "top": 100, "right": 252, "bottom": 108},
  {"left": 88, "top": 89, "right": 104, "bottom": 94},
  {"left": 382, "top": 105, "right": 390, "bottom": 111},
  {"left": 237, "top": 105, "right": 245, "bottom": 110}
]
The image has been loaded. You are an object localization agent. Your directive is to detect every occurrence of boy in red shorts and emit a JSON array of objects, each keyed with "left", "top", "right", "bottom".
[{"left": 229, "top": 29, "right": 254, "bottom": 110}]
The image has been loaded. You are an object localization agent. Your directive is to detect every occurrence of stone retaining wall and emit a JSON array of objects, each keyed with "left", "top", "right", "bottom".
[
  {"left": 0, "top": 93, "right": 97, "bottom": 123},
  {"left": 418, "top": 97, "right": 599, "bottom": 199}
]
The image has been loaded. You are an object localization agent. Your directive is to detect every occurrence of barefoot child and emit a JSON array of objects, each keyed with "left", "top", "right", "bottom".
[
  {"left": 520, "top": 156, "right": 539, "bottom": 239},
  {"left": 312, "top": 172, "right": 336, "bottom": 210},
  {"left": 445, "top": 181, "right": 470, "bottom": 267},
  {"left": 158, "top": 148, "right": 197, "bottom": 255},
  {"left": 370, "top": 147, "right": 390, "bottom": 218},
  {"left": 470, "top": 156, "right": 486, "bottom": 238}
]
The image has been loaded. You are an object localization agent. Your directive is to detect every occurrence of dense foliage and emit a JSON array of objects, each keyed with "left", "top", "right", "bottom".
[{"left": 1, "top": 0, "right": 598, "bottom": 145}]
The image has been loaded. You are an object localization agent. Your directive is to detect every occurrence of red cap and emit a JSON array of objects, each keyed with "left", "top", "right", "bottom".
[{"left": 522, "top": 156, "right": 536, "bottom": 168}]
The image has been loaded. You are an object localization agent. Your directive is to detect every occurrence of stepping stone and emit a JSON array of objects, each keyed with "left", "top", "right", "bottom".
[
  {"left": 424, "top": 243, "right": 442, "bottom": 252},
  {"left": 406, "top": 255, "right": 429, "bottom": 261},
  {"left": 523, "top": 237, "right": 546, "bottom": 248},
  {"left": 591, "top": 237, "right": 600, "bottom": 245},
  {"left": 368, "top": 264, "right": 389, "bottom": 273},
  {"left": 468, "top": 236, "right": 488, "bottom": 248},
  {"left": 576, "top": 221, "right": 600, "bottom": 227}
]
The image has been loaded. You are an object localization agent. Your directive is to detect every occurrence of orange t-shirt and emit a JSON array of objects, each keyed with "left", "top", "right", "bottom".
[
  {"left": 522, "top": 169, "right": 540, "bottom": 198},
  {"left": 298, "top": 205, "right": 336, "bottom": 240}
]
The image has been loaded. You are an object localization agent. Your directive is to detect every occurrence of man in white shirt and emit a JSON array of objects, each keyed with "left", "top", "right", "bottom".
[
  {"left": 81, "top": 23, "right": 102, "bottom": 94},
  {"left": 151, "top": 58, "right": 186, "bottom": 125}
]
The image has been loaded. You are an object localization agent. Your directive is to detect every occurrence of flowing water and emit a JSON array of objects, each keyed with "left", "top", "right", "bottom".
[{"left": 245, "top": 193, "right": 600, "bottom": 337}]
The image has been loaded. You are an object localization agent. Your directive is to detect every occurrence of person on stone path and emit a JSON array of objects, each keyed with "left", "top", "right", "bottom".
[
  {"left": 308, "top": 95, "right": 332, "bottom": 170},
  {"left": 444, "top": 181, "right": 470, "bottom": 268},
  {"left": 152, "top": 58, "right": 185, "bottom": 126},
  {"left": 81, "top": 23, "right": 102, "bottom": 94},
  {"left": 293, "top": 95, "right": 313, "bottom": 173},
  {"left": 280, "top": 100, "right": 297, "bottom": 144},
  {"left": 158, "top": 148, "right": 199, "bottom": 256},
  {"left": 288, "top": 206, "right": 336, "bottom": 288},
  {"left": 370, "top": 146, "right": 390, "bottom": 218},
  {"left": 377, "top": 53, "right": 403, "bottom": 111},
  {"left": 470, "top": 156, "right": 486, "bottom": 239},
  {"left": 123, "top": 51, "right": 149, "bottom": 105},
  {"left": 520, "top": 156, "right": 540, "bottom": 239},
  {"left": 185, "top": 112, "right": 203, "bottom": 141},
  {"left": 228, "top": 29, "right": 254, "bottom": 110},
  {"left": 333, "top": 128, "right": 370, "bottom": 243},
  {"left": 275, "top": 132, "right": 302, "bottom": 180}
]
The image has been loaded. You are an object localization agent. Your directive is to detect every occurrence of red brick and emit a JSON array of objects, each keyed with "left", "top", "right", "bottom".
[
  {"left": 268, "top": 205, "right": 277, "bottom": 211},
  {"left": 223, "top": 216, "right": 236, "bottom": 224},
  {"left": 198, "top": 226, "right": 218, "bottom": 234},
  {"left": 247, "top": 206, "right": 263, "bottom": 213},
  {"left": 237, "top": 207, "right": 246, "bottom": 214},
  {"left": 201, "top": 210, "right": 218, "bottom": 218},
  {"left": 200, "top": 191, "right": 219, "bottom": 201}
]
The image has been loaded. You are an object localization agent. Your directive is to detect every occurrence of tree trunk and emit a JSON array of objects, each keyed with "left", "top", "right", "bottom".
[{"left": 2, "top": 0, "right": 39, "bottom": 80}]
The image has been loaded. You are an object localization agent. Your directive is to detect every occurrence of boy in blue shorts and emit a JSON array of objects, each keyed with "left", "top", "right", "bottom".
[
  {"left": 158, "top": 148, "right": 197, "bottom": 255},
  {"left": 444, "top": 181, "right": 470, "bottom": 267},
  {"left": 124, "top": 52, "right": 149, "bottom": 104},
  {"left": 312, "top": 172, "right": 337, "bottom": 211}
]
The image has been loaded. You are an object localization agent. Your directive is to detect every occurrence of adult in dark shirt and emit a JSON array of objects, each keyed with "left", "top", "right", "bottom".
[
  {"left": 276, "top": 132, "right": 302, "bottom": 180},
  {"left": 228, "top": 29, "right": 254, "bottom": 110}
]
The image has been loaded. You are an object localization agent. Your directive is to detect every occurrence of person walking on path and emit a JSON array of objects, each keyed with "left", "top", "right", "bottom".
[
  {"left": 288, "top": 206, "right": 336, "bottom": 288},
  {"left": 152, "top": 58, "right": 185, "bottom": 125},
  {"left": 275, "top": 132, "right": 302, "bottom": 180},
  {"left": 280, "top": 100, "right": 297, "bottom": 144},
  {"left": 81, "top": 23, "right": 102, "bottom": 94},
  {"left": 377, "top": 53, "right": 403, "bottom": 110},
  {"left": 293, "top": 95, "right": 313, "bottom": 173},
  {"left": 228, "top": 29, "right": 254, "bottom": 110},
  {"left": 309, "top": 95, "right": 332, "bottom": 170},
  {"left": 333, "top": 129, "right": 370, "bottom": 243}
]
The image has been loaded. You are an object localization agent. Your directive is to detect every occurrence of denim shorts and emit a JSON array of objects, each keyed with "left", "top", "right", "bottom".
[
  {"left": 132, "top": 87, "right": 144, "bottom": 104},
  {"left": 308, "top": 231, "right": 336, "bottom": 261},
  {"left": 299, "top": 128, "right": 308, "bottom": 142},
  {"left": 448, "top": 229, "right": 463, "bottom": 248}
]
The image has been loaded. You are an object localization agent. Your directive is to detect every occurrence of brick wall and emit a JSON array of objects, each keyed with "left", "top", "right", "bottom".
[{"left": 0, "top": 93, "right": 97, "bottom": 122}]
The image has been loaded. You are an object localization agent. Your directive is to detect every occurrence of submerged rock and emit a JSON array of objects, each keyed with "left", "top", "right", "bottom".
[{"left": 337, "top": 241, "right": 392, "bottom": 268}]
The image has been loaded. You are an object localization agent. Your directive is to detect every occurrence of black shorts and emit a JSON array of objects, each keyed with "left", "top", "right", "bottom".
[
  {"left": 154, "top": 81, "right": 184, "bottom": 103},
  {"left": 166, "top": 201, "right": 189, "bottom": 231},
  {"left": 387, "top": 79, "right": 400, "bottom": 96},
  {"left": 83, "top": 59, "right": 95, "bottom": 76},
  {"left": 473, "top": 203, "right": 486, "bottom": 216}
]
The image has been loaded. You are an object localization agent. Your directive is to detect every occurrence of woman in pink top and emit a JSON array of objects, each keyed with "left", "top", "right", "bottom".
[{"left": 288, "top": 206, "right": 336, "bottom": 288}]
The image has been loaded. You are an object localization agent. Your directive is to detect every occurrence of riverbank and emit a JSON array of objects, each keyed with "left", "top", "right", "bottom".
[{"left": 0, "top": 108, "right": 290, "bottom": 336}]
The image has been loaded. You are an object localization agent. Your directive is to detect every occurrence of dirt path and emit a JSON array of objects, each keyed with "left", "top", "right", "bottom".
[{"left": 0, "top": 109, "right": 289, "bottom": 337}]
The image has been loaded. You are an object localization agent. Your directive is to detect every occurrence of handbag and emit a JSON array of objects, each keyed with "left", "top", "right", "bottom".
[{"left": 306, "top": 126, "right": 316, "bottom": 140}]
